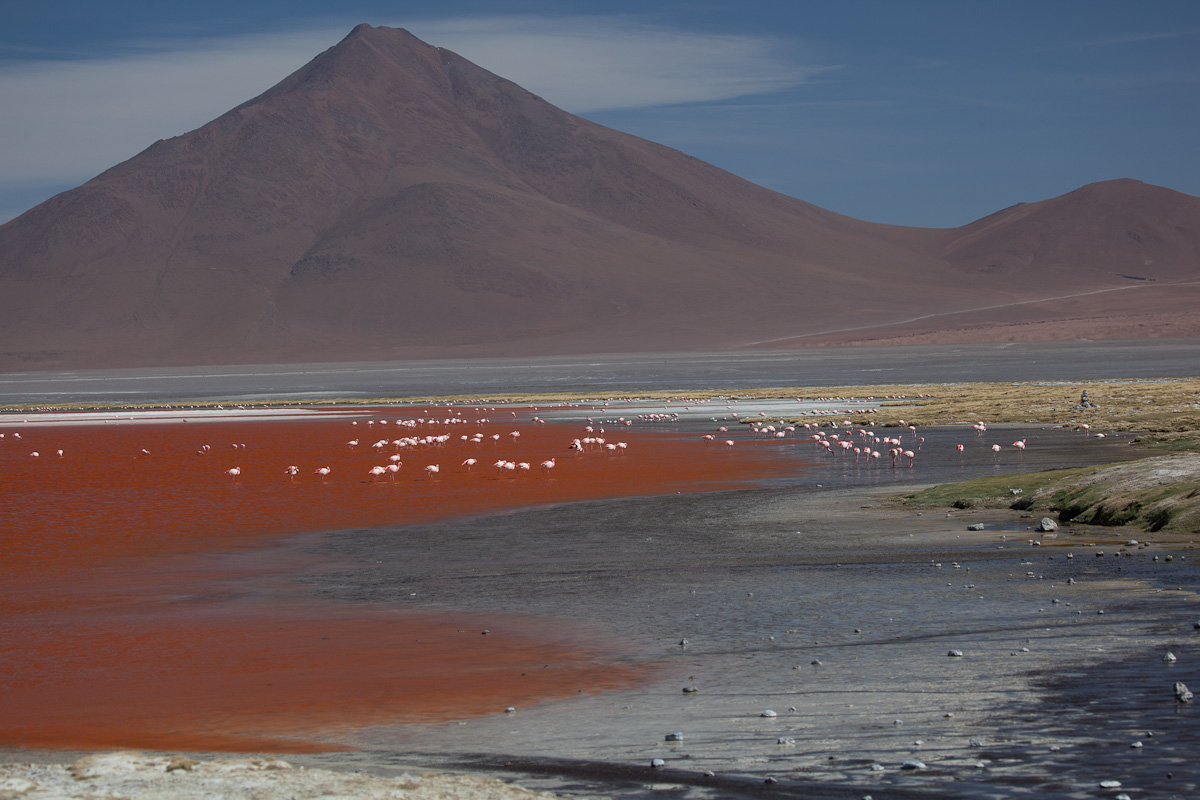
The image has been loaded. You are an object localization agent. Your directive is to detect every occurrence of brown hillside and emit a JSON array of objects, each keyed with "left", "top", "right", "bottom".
[{"left": 0, "top": 25, "right": 1197, "bottom": 369}]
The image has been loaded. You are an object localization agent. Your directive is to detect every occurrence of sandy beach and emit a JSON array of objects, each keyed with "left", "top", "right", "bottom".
[{"left": 1, "top": 399, "right": 1196, "bottom": 798}]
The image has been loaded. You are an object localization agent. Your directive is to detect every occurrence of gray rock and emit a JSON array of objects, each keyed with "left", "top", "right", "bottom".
[
  {"left": 948, "top": 649, "right": 965, "bottom": 657},
  {"left": 665, "top": 732, "right": 683, "bottom": 741},
  {"left": 761, "top": 709, "right": 778, "bottom": 718},
  {"left": 650, "top": 758, "right": 666, "bottom": 768},
  {"left": 967, "top": 523, "right": 985, "bottom": 531},
  {"left": 901, "top": 760, "right": 927, "bottom": 770},
  {"left": 1175, "top": 681, "right": 1193, "bottom": 702},
  {"left": 1037, "top": 517, "right": 1058, "bottom": 532}
]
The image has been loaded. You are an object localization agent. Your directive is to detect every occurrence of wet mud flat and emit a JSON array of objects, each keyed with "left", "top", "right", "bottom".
[{"left": 286, "top": 448, "right": 1198, "bottom": 799}]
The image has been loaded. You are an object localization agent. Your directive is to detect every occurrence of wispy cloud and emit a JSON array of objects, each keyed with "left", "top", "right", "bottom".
[
  {"left": 409, "top": 16, "right": 820, "bottom": 112},
  {"left": 0, "top": 15, "right": 819, "bottom": 223}
]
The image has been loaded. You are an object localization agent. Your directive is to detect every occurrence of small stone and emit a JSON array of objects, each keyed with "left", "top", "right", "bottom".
[
  {"left": 1125, "top": 540, "right": 1139, "bottom": 546},
  {"left": 900, "top": 760, "right": 926, "bottom": 770},
  {"left": 682, "top": 685, "right": 699, "bottom": 693},
  {"left": 650, "top": 758, "right": 666, "bottom": 768},
  {"left": 1037, "top": 517, "right": 1058, "bottom": 532},
  {"left": 1131, "top": 741, "right": 1143, "bottom": 748},
  {"left": 665, "top": 732, "right": 683, "bottom": 741},
  {"left": 869, "top": 764, "right": 885, "bottom": 772},
  {"left": 761, "top": 709, "right": 777, "bottom": 718},
  {"left": 764, "top": 776, "right": 777, "bottom": 784},
  {"left": 969, "top": 739, "right": 983, "bottom": 748},
  {"left": 504, "top": 707, "right": 516, "bottom": 713},
  {"left": 165, "top": 757, "right": 198, "bottom": 772},
  {"left": 1163, "top": 652, "right": 1177, "bottom": 663},
  {"left": 777, "top": 737, "right": 795, "bottom": 745},
  {"left": 948, "top": 649, "right": 964, "bottom": 657},
  {"left": 1099, "top": 779, "right": 1122, "bottom": 789},
  {"left": 1174, "top": 681, "right": 1193, "bottom": 702},
  {"left": 967, "top": 523, "right": 985, "bottom": 531}
]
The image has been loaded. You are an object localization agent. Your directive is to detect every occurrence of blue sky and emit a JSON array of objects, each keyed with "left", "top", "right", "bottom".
[{"left": 1, "top": 1, "right": 1197, "bottom": 227}]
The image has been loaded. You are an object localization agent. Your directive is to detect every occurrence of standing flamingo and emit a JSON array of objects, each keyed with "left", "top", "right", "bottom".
[
  {"left": 368, "top": 465, "right": 387, "bottom": 481},
  {"left": 284, "top": 465, "right": 299, "bottom": 481},
  {"left": 540, "top": 458, "right": 556, "bottom": 474},
  {"left": 462, "top": 458, "right": 477, "bottom": 471},
  {"left": 314, "top": 466, "right": 331, "bottom": 481},
  {"left": 902, "top": 450, "right": 915, "bottom": 467},
  {"left": 424, "top": 464, "right": 440, "bottom": 479},
  {"left": 225, "top": 467, "right": 241, "bottom": 481}
]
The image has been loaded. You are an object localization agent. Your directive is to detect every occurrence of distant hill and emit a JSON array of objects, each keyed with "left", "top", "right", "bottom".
[{"left": 1, "top": 24, "right": 1197, "bottom": 369}]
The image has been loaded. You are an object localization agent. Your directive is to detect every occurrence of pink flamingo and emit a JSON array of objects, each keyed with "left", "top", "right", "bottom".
[
  {"left": 991, "top": 444, "right": 1001, "bottom": 458},
  {"left": 424, "top": 464, "right": 440, "bottom": 479},
  {"left": 225, "top": 467, "right": 241, "bottom": 481},
  {"left": 368, "top": 465, "right": 387, "bottom": 481},
  {"left": 462, "top": 457, "right": 477, "bottom": 471},
  {"left": 902, "top": 449, "right": 915, "bottom": 467},
  {"left": 955, "top": 444, "right": 965, "bottom": 453},
  {"left": 284, "top": 465, "right": 299, "bottom": 481},
  {"left": 385, "top": 464, "right": 400, "bottom": 480},
  {"left": 1013, "top": 439, "right": 1026, "bottom": 452},
  {"left": 314, "top": 466, "right": 331, "bottom": 481},
  {"left": 540, "top": 458, "right": 556, "bottom": 474}
]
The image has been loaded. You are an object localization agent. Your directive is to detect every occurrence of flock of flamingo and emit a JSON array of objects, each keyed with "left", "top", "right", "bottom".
[{"left": 2, "top": 397, "right": 1110, "bottom": 486}]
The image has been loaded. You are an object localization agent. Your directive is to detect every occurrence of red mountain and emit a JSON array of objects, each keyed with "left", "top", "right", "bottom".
[{"left": 1, "top": 25, "right": 1197, "bottom": 369}]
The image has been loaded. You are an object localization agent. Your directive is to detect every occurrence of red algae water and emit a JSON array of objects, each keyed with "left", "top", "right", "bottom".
[{"left": 0, "top": 409, "right": 793, "bottom": 752}]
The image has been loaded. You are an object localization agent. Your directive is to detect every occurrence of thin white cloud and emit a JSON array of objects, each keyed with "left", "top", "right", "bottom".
[
  {"left": 0, "top": 16, "right": 819, "bottom": 223},
  {"left": 410, "top": 16, "right": 819, "bottom": 112}
]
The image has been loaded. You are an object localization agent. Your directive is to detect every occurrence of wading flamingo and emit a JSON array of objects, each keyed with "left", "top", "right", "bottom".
[
  {"left": 225, "top": 467, "right": 241, "bottom": 481},
  {"left": 284, "top": 465, "right": 299, "bottom": 481}
]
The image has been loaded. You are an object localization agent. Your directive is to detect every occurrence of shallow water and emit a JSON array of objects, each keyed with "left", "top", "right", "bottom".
[{"left": 2, "top": 407, "right": 1195, "bottom": 797}]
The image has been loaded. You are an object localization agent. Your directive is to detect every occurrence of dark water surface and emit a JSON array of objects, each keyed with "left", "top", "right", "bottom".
[{"left": 1, "top": 339, "right": 1197, "bottom": 405}]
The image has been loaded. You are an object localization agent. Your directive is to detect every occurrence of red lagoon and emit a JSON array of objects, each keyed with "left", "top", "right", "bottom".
[{"left": 0, "top": 409, "right": 797, "bottom": 752}]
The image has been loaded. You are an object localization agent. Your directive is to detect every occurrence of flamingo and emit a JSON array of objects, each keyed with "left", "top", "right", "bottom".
[
  {"left": 314, "top": 466, "right": 331, "bottom": 480},
  {"left": 955, "top": 444, "right": 965, "bottom": 453},
  {"left": 540, "top": 458, "right": 556, "bottom": 474},
  {"left": 991, "top": 444, "right": 1001, "bottom": 458},
  {"left": 284, "top": 465, "right": 299, "bottom": 481},
  {"left": 462, "top": 457, "right": 477, "bottom": 470},
  {"left": 902, "top": 449, "right": 915, "bottom": 467},
  {"left": 385, "top": 464, "right": 400, "bottom": 480},
  {"left": 1013, "top": 439, "right": 1026, "bottom": 451},
  {"left": 225, "top": 467, "right": 241, "bottom": 481},
  {"left": 368, "top": 465, "right": 387, "bottom": 481},
  {"left": 424, "top": 464, "right": 440, "bottom": 479}
]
